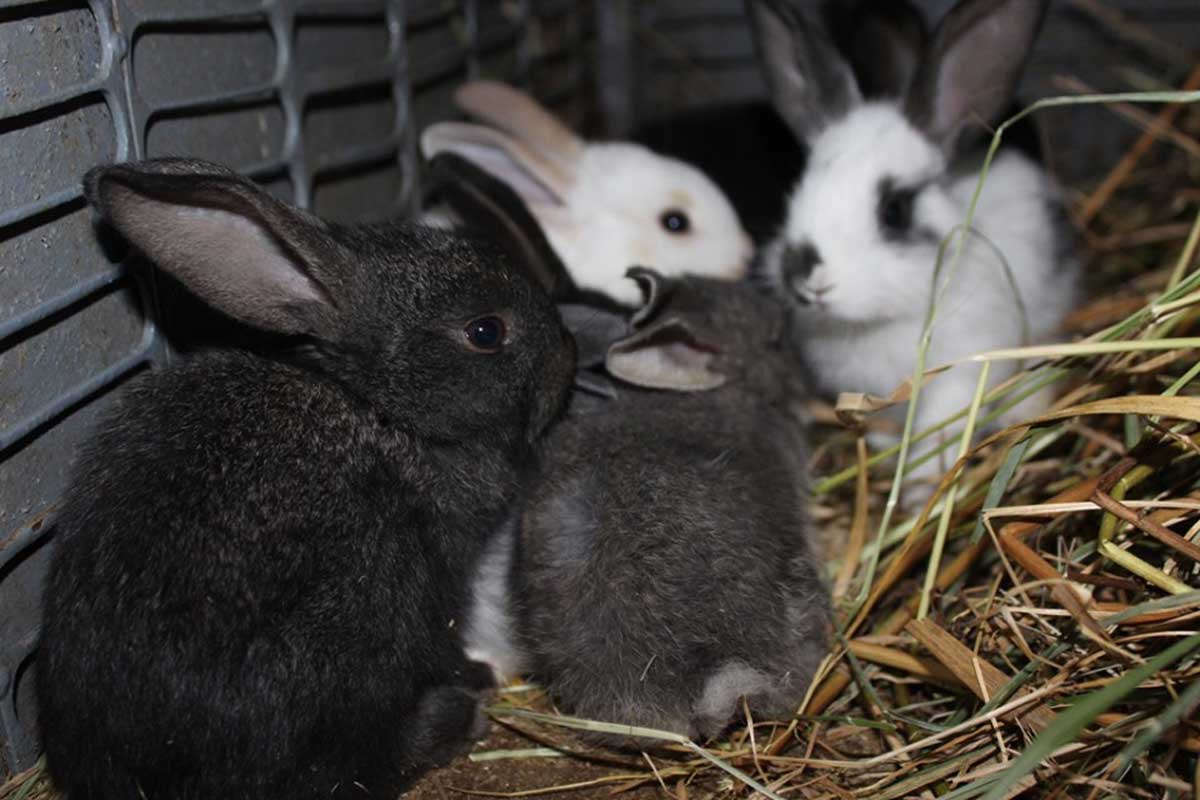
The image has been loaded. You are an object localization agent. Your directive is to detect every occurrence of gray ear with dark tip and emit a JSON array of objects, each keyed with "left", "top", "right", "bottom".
[
  {"left": 558, "top": 303, "right": 629, "bottom": 368},
  {"left": 84, "top": 158, "right": 342, "bottom": 338},
  {"left": 572, "top": 370, "right": 619, "bottom": 403},
  {"left": 903, "top": 0, "right": 1048, "bottom": 154},
  {"left": 747, "top": 0, "right": 862, "bottom": 144},
  {"left": 607, "top": 265, "right": 725, "bottom": 392},
  {"left": 606, "top": 315, "right": 726, "bottom": 392},
  {"left": 429, "top": 151, "right": 575, "bottom": 298},
  {"left": 830, "top": 0, "right": 928, "bottom": 99},
  {"left": 626, "top": 266, "right": 673, "bottom": 327}
]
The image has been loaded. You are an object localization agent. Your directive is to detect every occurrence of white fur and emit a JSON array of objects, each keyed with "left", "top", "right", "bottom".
[
  {"left": 694, "top": 661, "right": 774, "bottom": 727},
  {"left": 462, "top": 519, "right": 526, "bottom": 682},
  {"left": 542, "top": 143, "right": 751, "bottom": 305},
  {"left": 416, "top": 205, "right": 458, "bottom": 230},
  {"left": 421, "top": 82, "right": 753, "bottom": 306},
  {"left": 766, "top": 103, "right": 1076, "bottom": 487}
]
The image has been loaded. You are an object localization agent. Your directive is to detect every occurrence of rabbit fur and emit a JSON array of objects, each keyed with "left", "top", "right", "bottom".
[
  {"left": 472, "top": 271, "right": 829, "bottom": 740},
  {"left": 37, "top": 158, "right": 576, "bottom": 800},
  {"left": 421, "top": 81, "right": 753, "bottom": 306},
  {"left": 750, "top": 0, "right": 1077, "bottom": 491}
]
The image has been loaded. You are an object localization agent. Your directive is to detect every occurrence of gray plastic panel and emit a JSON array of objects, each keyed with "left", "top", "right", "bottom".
[{"left": 0, "top": 0, "right": 596, "bottom": 775}]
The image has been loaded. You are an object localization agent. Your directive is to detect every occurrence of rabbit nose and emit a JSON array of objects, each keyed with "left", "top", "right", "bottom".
[{"left": 782, "top": 244, "right": 821, "bottom": 292}]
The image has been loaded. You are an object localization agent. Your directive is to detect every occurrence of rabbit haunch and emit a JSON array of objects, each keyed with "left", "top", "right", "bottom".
[
  {"left": 421, "top": 80, "right": 753, "bottom": 306},
  {"left": 37, "top": 158, "right": 575, "bottom": 800}
]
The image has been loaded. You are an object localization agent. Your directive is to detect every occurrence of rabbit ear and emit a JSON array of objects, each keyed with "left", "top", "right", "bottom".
[
  {"left": 904, "top": 0, "right": 1048, "bottom": 153},
  {"left": 606, "top": 315, "right": 726, "bottom": 392},
  {"left": 559, "top": 303, "right": 626, "bottom": 408},
  {"left": 421, "top": 122, "right": 575, "bottom": 209},
  {"left": 571, "top": 370, "right": 618, "bottom": 405},
  {"left": 453, "top": 81, "right": 585, "bottom": 167},
  {"left": 84, "top": 159, "right": 340, "bottom": 338},
  {"left": 747, "top": 0, "right": 861, "bottom": 143},
  {"left": 626, "top": 266, "right": 672, "bottom": 327},
  {"left": 607, "top": 266, "right": 725, "bottom": 391},
  {"left": 558, "top": 303, "right": 629, "bottom": 368},
  {"left": 829, "top": 0, "right": 927, "bottom": 99},
  {"left": 428, "top": 152, "right": 575, "bottom": 298}
]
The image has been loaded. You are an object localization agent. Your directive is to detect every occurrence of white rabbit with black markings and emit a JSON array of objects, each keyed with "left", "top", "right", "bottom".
[
  {"left": 750, "top": 0, "right": 1077, "bottom": 491},
  {"left": 421, "top": 80, "right": 753, "bottom": 306}
]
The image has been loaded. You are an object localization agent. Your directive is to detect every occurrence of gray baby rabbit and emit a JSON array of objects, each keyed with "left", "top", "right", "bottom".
[
  {"left": 37, "top": 158, "right": 575, "bottom": 799},
  {"left": 507, "top": 270, "right": 829, "bottom": 739}
]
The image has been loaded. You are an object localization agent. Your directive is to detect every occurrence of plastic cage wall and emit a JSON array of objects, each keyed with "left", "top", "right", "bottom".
[{"left": 0, "top": 0, "right": 595, "bottom": 773}]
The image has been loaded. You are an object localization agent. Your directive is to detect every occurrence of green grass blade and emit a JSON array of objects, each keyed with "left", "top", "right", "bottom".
[
  {"left": 970, "top": 437, "right": 1032, "bottom": 544},
  {"left": 469, "top": 747, "right": 567, "bottom": 762},
  {"left": 876, "top": 747, "right": 994, "bottom": 800},
  {"left": 1099, "top": 589, "right": 1200, "bottom": 627},
  {"left": 1114, "top": 676, "right": 1200, "bottom": 769},
  {"left": 977, "top": 632, "right": 1200, "bottom": 800}
]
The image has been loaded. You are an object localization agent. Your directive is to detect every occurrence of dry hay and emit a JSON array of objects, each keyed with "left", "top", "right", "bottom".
[
  {"left": 401, "top": 37, "right": 1200, "bottom": 800},
  {"left": 5, "top": 9, "right": 1200, "bottom": 800}
]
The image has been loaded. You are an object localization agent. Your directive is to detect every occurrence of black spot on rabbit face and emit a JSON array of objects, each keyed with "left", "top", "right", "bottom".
[
  {"left": 782, "top": 243, "right": 821, "bottom": 291},
  {"left": 660, "top": 209, "right": 691, "bottom": 234},
  {"left": 877, "top": 178, "right": 916, "bottom": 239}
]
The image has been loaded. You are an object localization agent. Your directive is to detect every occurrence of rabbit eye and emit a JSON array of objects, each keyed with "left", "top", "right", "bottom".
[
  {"left": 463, "top": 315, "right": 507, "bottom": 353},
  {"left": 878, "top": 183, "right": 916, "bottom": 236},
  {"left": 660, "top": 209, "right": 690, "bottom": 234}
]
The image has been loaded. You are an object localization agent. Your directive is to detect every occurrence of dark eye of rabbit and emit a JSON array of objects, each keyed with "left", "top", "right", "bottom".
[
  {"left": 877, "top": 181, "right": 916, "bottom": 238},
  {"left": 660, "top": 209, "right": 690, "bottom": 234},
  {"left": 463, "top": 315, "right": 507, "bottom": 353}
]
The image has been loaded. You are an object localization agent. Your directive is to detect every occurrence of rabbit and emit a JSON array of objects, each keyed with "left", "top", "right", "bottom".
[
  {"left": 748, "top": 0, "right": 1077, "bottom": 494},
  {"left": 36, "top": 157, "right": 576, "bottom": 800},
  {"left": 500, "top": 269, "right": 828, "bottom": 740},
  {"left": 429, "top": 154, "right": 828, "bottom": 730},
  {"left": 420, "top": 80, "right": 753, "bottom": 306}
]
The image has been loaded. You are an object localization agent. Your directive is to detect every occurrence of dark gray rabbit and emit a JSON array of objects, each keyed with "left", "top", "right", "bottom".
[
  {"left": 509, "top": 270, "right": 829, "bottom": 740},
  {"left": 37, "top": 158, "right": 575, "bottom": 799}
]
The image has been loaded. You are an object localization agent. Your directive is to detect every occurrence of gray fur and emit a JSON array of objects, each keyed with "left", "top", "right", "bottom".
[
  {"left": 904, "top": 0, "right": 1049, "bottom": 154},
  {"left": 748, "top": 0, "right": 862, "bottom": 143},
  {"left": 38, "top": 158, "right": 576, "bottom": 800},
  {"left": 514, "top": 274, "right": 830, "bottom": 741}
]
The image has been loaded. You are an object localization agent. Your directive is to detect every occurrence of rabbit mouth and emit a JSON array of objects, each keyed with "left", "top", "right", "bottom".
[{"left": 787, "top": 281, "right": 832, "bottom": 310}]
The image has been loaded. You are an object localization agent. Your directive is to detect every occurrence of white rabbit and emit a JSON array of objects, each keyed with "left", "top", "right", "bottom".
[
  {"left": 421, "top": 80, "right": 753, "bottom": 306},
  {"left": 750, "top": 0, "right": 1077, "bottom": 491}
]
